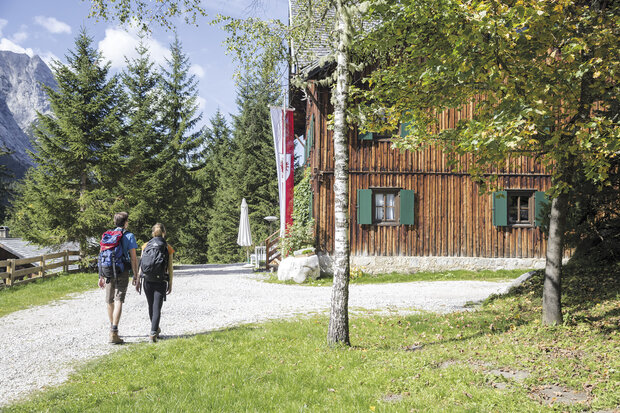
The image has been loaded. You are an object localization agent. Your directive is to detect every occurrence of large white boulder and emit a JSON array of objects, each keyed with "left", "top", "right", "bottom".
[{"left": 277, "top": 255, "right": 320, "bottom": 283}]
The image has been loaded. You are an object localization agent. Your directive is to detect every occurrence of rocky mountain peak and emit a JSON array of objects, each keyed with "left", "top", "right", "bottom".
[{"left": 0, "top": 50, "right": 57, "bottom": 177}]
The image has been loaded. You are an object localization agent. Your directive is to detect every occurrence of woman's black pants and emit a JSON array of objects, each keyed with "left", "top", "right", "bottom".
[{"left": 143, "top": 280, "right": 167, "bottom": 335}]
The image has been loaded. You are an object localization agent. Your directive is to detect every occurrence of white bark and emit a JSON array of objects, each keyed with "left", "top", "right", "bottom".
[{"left": 327, "top": 0, "right": 351, "bottom": 346}]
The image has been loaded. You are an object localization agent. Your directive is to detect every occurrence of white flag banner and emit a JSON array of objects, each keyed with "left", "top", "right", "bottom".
[{"left": 270, "top": 106, "right": 294, "bottom": 236}]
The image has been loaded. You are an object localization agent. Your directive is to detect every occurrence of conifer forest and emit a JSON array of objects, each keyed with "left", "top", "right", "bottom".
[{"left": 3, "top": 29, "right": 283, "bottom": 264}]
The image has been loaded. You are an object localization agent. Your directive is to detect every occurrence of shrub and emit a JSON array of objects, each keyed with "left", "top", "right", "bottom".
[{"left": 280, "top": 167, "right": 314, "bottom": 258}]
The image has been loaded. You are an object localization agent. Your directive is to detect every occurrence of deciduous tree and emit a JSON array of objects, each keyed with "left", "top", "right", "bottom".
[{"left": 356, "top": 0, "right": 619, "bottom": 325}]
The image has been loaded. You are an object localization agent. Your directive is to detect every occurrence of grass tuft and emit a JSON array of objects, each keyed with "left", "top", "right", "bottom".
[{"left": 267, "top": 268, "right": 531, "bottom": 286}]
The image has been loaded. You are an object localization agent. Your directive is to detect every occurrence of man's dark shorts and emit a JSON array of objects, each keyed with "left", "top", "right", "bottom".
[{"left": 104, "top": 269, "right": 130, "bottom": 303}]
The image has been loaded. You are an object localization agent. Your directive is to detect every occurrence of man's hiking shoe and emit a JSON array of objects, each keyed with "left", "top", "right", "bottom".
[
  {"left": 156, "top": 327, "right": 161, "bottom": 338},
  {"left": 109, "top": 330, "right": 124, "bottom": 345},
  {"left": 149, "top": 334, "right": 157, "bottom": 343}
]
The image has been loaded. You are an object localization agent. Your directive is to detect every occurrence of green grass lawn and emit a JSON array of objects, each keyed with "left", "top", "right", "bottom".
[
  {"left": 268, "top": 268, "right": 531, "bottom": 286},
  {"left": 4, "top": 259, "right": 619, "bottom": 412},
  {"left": 0, "top": 272, "right": 98, "bottom": 317}
]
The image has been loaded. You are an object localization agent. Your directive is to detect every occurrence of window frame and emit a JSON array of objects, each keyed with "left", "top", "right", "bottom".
[
  {"left": 372, "top": 188, "right": 401, "bottom": 226},
  {"left": 507, "top": 190, "right": 535, "bottom": 227}
]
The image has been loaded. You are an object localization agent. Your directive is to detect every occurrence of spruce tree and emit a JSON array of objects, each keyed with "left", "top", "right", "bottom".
[
  {"left": 9, "top": 29, "right": 126, "bottom": 252},
  {"left": 232, "top": 69, "right": 279, "bottom": 247},
  {"left": 157, "top": 35, "right": 204, "bottom": 254},
  {"left": 207, "top": 68, "right": 279, "bottom": 263},
  {"left": 182, "top": 110, "right": 232, "bottom": 263},
  {"left": 120, "top": 33, "right": 165, "bottom": 243}
]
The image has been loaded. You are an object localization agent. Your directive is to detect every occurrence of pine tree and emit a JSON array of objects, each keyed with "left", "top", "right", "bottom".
[
  {"left": 232, "top": 69, "right": 279, "bottom": 247},
  {"left": 181, "top": 110, "right": 232, "bottom": 263},
  {"left": 8, "top": 29, "right": 126, "bottom": 252},
  {"left": 207, "top": 68, "right": 279, "bottom": 263},
  {"left": 157, "top": 35, "right": 204, "bottom": 254},
  {"left": 120, "top": 33, "right": 165, "bottom": 243}
]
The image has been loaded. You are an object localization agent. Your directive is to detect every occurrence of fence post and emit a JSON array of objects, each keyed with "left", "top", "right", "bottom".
[
  {"left": 7, "top": 259, "right": 14, "bottom": 286},
  {"left": 63, "top": 250, "right": 69, "bottom": 273},
  {"left": 39, "top": 255, "right": 45, "bottom": 278}
]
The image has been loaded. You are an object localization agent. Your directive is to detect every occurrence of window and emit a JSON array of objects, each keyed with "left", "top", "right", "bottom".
[
  {"left": 493, "top": 190, "right": 548, "bottom": 227},
  {"left": 357, "top": 189, "right": 415, "bottom": 225},
  {"left": 374, "top": 190, "right": 398, "bottom": 223},
  {"left": 508, "top": 191, "right": 533, "bottom": 225}
]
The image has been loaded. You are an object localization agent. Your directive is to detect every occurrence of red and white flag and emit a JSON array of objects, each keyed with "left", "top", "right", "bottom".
[{"left": 270, "top": 106, "right": 295, "bottom": 235}]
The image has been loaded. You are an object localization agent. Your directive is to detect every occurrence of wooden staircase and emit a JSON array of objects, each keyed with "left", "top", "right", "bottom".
[{"left": 265, "top": 230, "right": 281, "bottom": 271}]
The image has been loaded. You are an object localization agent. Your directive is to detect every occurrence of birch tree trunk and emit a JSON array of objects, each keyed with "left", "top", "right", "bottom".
[
  {"left": 542, "top": 192, "right": 568, "bottom": 325},
  {"left": 327, "top": 0, "right": 351, "bottom": 346}
]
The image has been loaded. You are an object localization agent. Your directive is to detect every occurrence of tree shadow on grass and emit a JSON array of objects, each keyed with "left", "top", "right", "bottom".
[{"left": 484, "top": 259, "right": 619, "bottom": 333}]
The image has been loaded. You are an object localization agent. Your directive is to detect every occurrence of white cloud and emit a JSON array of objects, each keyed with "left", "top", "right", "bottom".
[
  {"left": 98, "top": 26, "right": 170, "bottom": 70},
  {"left": 12, "top": 30, "right": 28, "bottom": 43},
  {"left": 34, "top": 16, "right": 71, "bottom": 34},
  {"left": 0, "top": 38, "right": 34, "bottom": 56},
  {"left": 0, "top": 19, "right": 8, "bottom": 37},
  {"left": 196, "top": 96, "right": 207, "bottom": 111},
  {"left": 189, "top": 64, "right": 205, "bottom": 78}
]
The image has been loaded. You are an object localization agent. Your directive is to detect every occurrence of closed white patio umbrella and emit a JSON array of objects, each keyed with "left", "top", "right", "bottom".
[{"left": 237, "top": 198, "right": 253, "bottom": 264}]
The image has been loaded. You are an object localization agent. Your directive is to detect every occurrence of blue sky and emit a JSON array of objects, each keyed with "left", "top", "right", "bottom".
[{"left": 0, "top": 0, "right": 289, "bottom": 128}]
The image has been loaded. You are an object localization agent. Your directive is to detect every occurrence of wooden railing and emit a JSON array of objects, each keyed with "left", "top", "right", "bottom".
[
  {"left": 265, "top": 230, "right": 281, "bottom": 271},
  {"left": 0, "top": 250, "right": 81, "bottom": 288}
]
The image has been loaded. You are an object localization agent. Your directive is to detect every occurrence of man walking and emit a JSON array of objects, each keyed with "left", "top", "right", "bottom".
[{"left": 98, "top": 212, "right": 139, "bottom": 344}]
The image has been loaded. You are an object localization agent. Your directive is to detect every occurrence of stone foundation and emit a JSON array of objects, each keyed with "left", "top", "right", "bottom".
[{"left": 317, "top": 253, "right": 548, "bottom": 276}]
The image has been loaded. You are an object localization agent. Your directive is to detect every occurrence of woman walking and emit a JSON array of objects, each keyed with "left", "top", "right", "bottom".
[{"left": 137, "top": 223, "right": 174, "bottom": 342}]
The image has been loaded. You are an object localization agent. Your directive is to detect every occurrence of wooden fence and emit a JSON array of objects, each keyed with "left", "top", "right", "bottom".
[{"left": 0, "top": 250, "right": 81, "bottom": 288}]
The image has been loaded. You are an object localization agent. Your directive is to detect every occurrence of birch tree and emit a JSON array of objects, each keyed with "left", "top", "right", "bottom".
[{"left": 84, "top": 0, "right": 360, "bottom": 344}]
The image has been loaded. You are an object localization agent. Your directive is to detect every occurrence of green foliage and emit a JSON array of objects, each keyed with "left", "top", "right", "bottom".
[
  {"left": 6, "top": 262, "right": 619, "bottom": 411},
  {"left": 354, "top": 0, "right": 619, "bottom": 197},
  {"left": 0, "top": 272, "right": 98, "bottom": 318},
  {"left": 85, "top": 0, "right": 207, "bottom": 32},
  {"left": 207, "top": 65, "right": 279, "bottom": 263},
  {"left": 280, "top": 167, "right": 315, "bottom": 258},
  {"left": 8, "top": 29, "right": 126, "bottom": 253},
  {"left": 118, "top": 33, "right": 167, "bottom": 245},
  {"left": 151, "top": 35, "right": 205, "bottom": 258},
  {"left": 181, "top": 111, "right": 232, "bottom": 263}
]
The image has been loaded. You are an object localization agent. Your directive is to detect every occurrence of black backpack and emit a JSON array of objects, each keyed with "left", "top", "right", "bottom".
[{"left": 140, "top": 237, "right": 169, "bottom": 282}]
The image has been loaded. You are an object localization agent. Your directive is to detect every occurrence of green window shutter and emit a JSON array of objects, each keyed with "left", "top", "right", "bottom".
[
  {"left": 357, "top": 189, "right": 373, "bottom": 224},
  {"left": 492, "top": 191, "right": 508, "bottom": 226},
  {"left": 399, "top": 190, "right": 415, "bottom": 225},
  {"left": 309, "top": 190, "right": 314, "bottom": 219},
  {"left": 358, "top": 131, "right": 374, "bottom": 140},
  {"left": 306, "top": 115, "right": 314, "bottom": 161},
  {"left": 534, "top": 191, "right": 549, "bottom": 227}
]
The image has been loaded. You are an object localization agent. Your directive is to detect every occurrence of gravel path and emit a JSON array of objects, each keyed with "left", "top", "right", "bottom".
[{"left": 0, "top": 264, "right": 514, "bottom": 407}]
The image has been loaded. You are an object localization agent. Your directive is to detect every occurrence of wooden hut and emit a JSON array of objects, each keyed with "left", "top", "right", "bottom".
[{"left": 291, "top": 76, "right": 556, "bottom": 274}]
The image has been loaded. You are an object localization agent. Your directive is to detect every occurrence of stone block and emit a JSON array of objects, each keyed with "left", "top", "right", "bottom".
[{"left": 277, "top": 255, "right": 320, "bottom": 283}]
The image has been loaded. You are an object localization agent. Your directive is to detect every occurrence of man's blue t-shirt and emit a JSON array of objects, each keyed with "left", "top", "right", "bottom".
[{"left": 115, "top": 227, "right": 138, "bottom": 265}]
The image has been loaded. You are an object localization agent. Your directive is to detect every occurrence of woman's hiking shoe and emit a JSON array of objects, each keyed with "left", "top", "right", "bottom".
[{"left": 109, "top": 330, "right": 124, "bottom": 345}]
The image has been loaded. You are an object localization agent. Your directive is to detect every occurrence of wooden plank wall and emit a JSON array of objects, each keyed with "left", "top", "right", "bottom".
[{"left": 305, "top": 81, "right": 552, "bottom": 259}]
